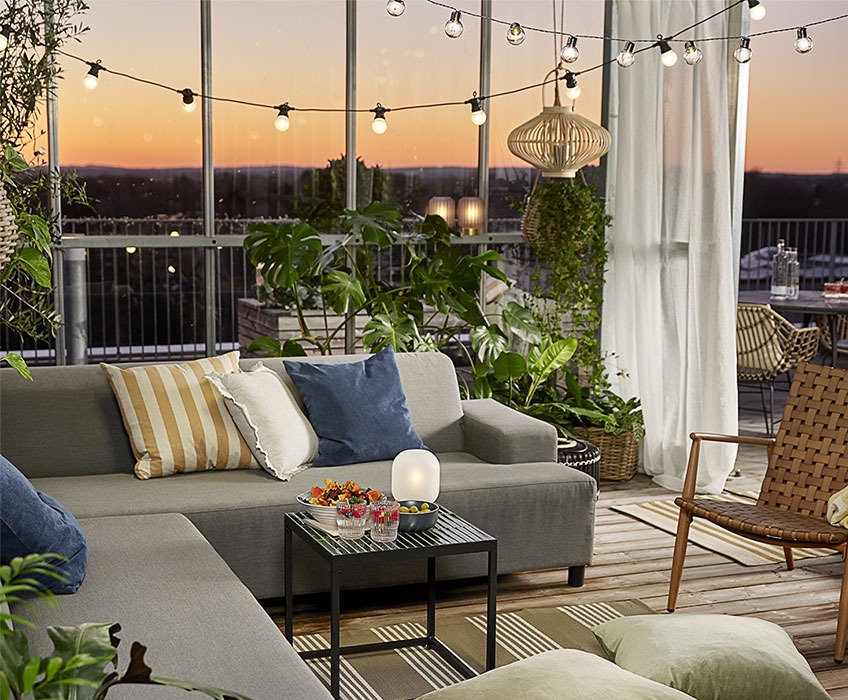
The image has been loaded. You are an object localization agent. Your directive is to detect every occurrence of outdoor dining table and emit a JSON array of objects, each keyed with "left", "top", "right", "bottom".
[{"left": 738, "top": 290, "right": 848, "bottom": 367}]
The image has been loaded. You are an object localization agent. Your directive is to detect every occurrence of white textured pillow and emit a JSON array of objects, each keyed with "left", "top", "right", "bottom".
[{"left": 206, "top": 363, "right": 318, "bottom": 480}]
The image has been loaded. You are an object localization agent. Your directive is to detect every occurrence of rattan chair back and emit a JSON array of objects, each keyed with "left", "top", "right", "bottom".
[
  {"left": 736, "top": 303, "right": 820, "bottom": 381},
  {"left": 758, "top": 362, "right": 848, "bottom": 518},
  {"left": 816, "top": 314, "right": 848, "bottom": 356}
]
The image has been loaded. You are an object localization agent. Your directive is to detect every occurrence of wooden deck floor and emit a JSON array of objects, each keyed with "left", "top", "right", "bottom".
[{"left": 273, "top": 386, "right": 848, "bottom": 698}]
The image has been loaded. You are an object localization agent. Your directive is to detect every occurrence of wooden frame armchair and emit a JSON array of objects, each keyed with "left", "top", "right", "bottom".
[
  {"left": 737, "top": 303, "right": 820, "bottom": 435},
  {"left": 668, "top": 363, "right": 848, "bottom": 662}
]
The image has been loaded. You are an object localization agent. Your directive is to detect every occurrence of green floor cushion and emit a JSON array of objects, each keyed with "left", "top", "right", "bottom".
[
  {"left": 416, "top": 649, "right": 696, "bottom": 700},
  {"left": 593, "top": 613, "right": 830, "bottom": 700}
]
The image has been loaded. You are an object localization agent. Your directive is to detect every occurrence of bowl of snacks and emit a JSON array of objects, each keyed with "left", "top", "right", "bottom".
[
  {"left": 297, "top": 478, "right": 382, "bottom": 528},
  {"left": 398, "top": 500, "right": 440, "bottom": 532}
]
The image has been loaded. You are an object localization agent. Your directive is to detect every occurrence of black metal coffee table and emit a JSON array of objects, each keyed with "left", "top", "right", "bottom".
[{"left": 284, "top": 508, "right": 498, "bottom": 699}]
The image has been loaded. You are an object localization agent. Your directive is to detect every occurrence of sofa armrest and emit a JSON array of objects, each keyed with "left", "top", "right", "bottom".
[{"left": 461, "top": 398, "right": 557, "bottom": 464}]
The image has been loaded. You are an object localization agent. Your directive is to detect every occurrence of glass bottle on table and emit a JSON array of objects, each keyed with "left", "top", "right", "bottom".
[
  {"left": 786, "top": 248, "right": 799, "bottom": 300},
  {"left": 770, "top": 239, "right": 789, "bottom": 300}
]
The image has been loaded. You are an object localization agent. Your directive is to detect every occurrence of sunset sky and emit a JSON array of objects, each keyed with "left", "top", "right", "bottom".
[{"left": 52, "top": 0, "right": 848, "bottom": 174}]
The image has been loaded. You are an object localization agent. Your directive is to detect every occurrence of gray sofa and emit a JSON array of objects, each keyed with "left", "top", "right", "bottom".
[{"left": 2, "top": 350, "right": 596, "bottom": 699}]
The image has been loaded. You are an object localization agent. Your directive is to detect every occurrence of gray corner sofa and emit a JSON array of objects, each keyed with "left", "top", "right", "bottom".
[{"left": 1, "top": 351, "right": 596, "bottom": 699}]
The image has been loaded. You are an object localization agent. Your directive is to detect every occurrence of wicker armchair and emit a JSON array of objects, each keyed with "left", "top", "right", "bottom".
[
  {"left": 667, "top": 363, "right": 848, "bottom": 662},
  {"left": 736, "top": 302, "right": 820, "bottom": 435}
]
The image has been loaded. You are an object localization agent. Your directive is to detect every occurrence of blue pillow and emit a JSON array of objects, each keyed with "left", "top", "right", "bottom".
[
  {"left": 284, "top": 346, "right": 425, "bottom": 467},
  {"left": 0, "top": 455, "right": 88, "bottom": 594}
]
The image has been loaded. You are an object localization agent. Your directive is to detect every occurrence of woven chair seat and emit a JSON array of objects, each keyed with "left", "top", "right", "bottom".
[{"left": 676, "top": 497, "right": 848, "bottom": 545}]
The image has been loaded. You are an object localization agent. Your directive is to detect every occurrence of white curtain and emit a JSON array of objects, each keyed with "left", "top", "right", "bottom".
[{"left": 603, "top": 0, "right": 744, "bottom": 494}]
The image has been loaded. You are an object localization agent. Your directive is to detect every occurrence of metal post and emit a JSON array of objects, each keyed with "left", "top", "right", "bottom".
[
  {"left": 45, "top": 0, "right": 67, "bottom": 364},
  {"left": 201, "top": 0, "right": 216, "bottom": 356},
  {"left": 598, "top": 0, "right": 614, "bottom": 196},
  {"left": 64, "top": 248, "right": 88, "bottom": 364},
  {"left": 344, "top": 0, "right": 357, "bottom": 353},
  {"left": 477, "top": 0, "right": 492, "bottom": 314},
  {"left": 730, "top": 4, "right": 750, "bottom": 298}
]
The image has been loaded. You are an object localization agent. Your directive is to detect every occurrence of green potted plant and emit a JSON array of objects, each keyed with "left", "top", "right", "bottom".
[
  {"left": 241, "top": 202, "right": 507, "bottom": 357},
  {"left": 0, "top": 554, "right": 253, "bottom": 699}
]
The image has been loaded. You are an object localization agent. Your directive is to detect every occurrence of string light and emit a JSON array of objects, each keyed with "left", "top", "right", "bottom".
[
  {"left": 563, "top": 72, "right": 581, "bottom": 100},
  {"left": 386, "top": 0, "right": 405, "bottom": 17},
  {"left": 507, "top": 22, "right": 526, "bottom": 46},
  {"left": 794, "top": 27, "right": 813, "bottom": 54},
  {"left": 560, "top": 35, "right": 579, "bottom": 63},
  {"left": 180, "top": 88, "right": 196, "bottom": 112},
  {"left": 371, "top": 103, "right": 389, "bottom": 134},
  {"left": 0, "top": 24, "right": 11, "bottom": 51},
  {"left": 657, "top": 38, "right": 677, "bottom": 66},
  {"left": 466, "top": 92, "right": 487, "bottom": 125},
  {"left": 274, "top": 103, "right": 292, "bottom": 131},
  {"left": 748, "top": 0, "right": 766, "bottom": 22},
  {"left": 683, "top": 41, "right": 703, "bottom": 65},
  {"left": 444, "top": 10, "right": 463, "bottom": 39},
  {"left": 83, "top": 60, "right": 103, "bottom": 89},
  {"left": 616, "top": 41, "right": 635, "bottom": 68},
  {"left": 734, "top": 37, "right": 753, "bottom": 63}
]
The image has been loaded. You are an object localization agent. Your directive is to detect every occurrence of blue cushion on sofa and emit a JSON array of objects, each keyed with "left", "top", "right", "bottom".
[
  {"left": 0, "top": 455, "right": 88, "bottom": 594},
  {"left": 284, "top": 346, "right": 425, "bottom": 467}
]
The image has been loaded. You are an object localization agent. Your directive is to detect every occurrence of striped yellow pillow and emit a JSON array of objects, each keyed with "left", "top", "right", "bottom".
[{"left": 100, "top": 352, "right": 257, "bottom": 479}]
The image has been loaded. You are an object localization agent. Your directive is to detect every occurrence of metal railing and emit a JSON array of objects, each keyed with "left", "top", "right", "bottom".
[{"left": 5, "top": 218, "right": 845, "bottom": 366}]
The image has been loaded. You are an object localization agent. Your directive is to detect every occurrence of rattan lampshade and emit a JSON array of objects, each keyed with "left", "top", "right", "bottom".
[
  {"left": 507, "top": 104, "right": 611, "bottom": 178},
  {"left": 0, "top": 182, "right": 19, "bottom": 275}
]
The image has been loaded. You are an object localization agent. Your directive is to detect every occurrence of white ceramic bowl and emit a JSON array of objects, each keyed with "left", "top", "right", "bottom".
[{"left": 296, "top": 492, "right": 340, "bottom": 527}]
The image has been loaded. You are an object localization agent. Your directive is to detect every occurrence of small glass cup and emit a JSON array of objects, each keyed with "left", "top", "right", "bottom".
[
  {"left": 336, "top": 500, "right": 368, "bottom": 540},
  {"left": 370, "top": 497, "right": 400, "bottom": 543}
]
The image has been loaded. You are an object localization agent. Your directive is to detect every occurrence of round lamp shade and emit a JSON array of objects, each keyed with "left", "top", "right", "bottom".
[
  {"left": 507, "top": 104, "right": 611, "bottom": 178},
  {"left": 391, "top": 449, "right": 440, "bottom": 502},
  {"left": 427, "top": 196, "right": 456, "bottom": 227}
]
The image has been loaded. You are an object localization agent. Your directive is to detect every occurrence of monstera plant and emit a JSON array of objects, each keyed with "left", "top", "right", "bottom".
[{"left": 243, "top": 201, "right": 507, "bottom": 356}]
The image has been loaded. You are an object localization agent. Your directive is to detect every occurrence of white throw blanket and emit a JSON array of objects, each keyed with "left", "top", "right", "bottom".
[{"left": 827, "top": 485, "right": 848, "bottom": 528}]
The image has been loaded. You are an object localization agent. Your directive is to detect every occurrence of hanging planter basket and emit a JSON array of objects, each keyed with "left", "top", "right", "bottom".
[{"left": 0, "top": 182, "right": 19, "bottom": 275}]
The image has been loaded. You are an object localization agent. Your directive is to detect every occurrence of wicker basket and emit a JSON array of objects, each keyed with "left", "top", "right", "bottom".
[
  {"left": 571, "top": 427, "right": 639, "bottom": 481},
  {"left": 0, "top": 182, "right": 18, "bottom": 275}
]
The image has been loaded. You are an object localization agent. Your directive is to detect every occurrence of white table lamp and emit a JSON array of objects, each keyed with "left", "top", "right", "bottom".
[{"left": 391, "top": 449, "right": 440, "bottom": 502}]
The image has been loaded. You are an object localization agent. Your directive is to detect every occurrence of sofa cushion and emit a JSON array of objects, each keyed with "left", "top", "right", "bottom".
[
  {"left": 0, "top": 455, "right": 88, "bottom": 594},
  {"left": 206, "top": 363, "right": 317, "bottom": 480},
  {"left": 593, "top": 614, "right": 830, "bottom": 700},
  {"left": 284, "top": 346, "right": 424, "bottom": 467},
  {"left": 11, "top": 513, "right": 331, "bottom": 700},
  {"left": 100, "top": 352, "right": 257, "bottom": 479},
  {"left": 417, "top": 649, "right": 696, "bottom": 700}
]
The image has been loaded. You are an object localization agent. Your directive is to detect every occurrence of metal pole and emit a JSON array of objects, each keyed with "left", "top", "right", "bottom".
[
  {"left": 477, "top": 0, "right": 492, "bottom": 314},
  {"left": 64, "top": 248, "right": 88, "bottom": 364},
  {"left": 344, "top": 0, "right": 358, "bottom": 353},
  {"left": 730, "top": 3, "right": 750, "bottom": 298},
  {"left": 45, "top": 0, "right": 67, "bottom": 365},
  {"left": 598, "top": 0, "right": 614, "bottom": 196},
  {"left": 201, "top": 0, "right": 216, "bottom": 356}
]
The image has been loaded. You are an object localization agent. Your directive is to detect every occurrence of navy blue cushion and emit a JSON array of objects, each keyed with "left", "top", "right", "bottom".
[
  {"left": 0, "top": 455, "right": 88, "bottom": 594},
  {"left": 284, "top": 346, "right": 424, "bottom": 467}
]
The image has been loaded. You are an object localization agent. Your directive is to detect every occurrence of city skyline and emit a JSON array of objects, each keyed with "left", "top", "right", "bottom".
[{"left": 49, "top": 0, "right": 848, "bottom": 175}]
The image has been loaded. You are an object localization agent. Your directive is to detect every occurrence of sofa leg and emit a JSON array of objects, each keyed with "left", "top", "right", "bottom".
[{"left": 567, "top": 565, "right": 585, "bottom": 588}]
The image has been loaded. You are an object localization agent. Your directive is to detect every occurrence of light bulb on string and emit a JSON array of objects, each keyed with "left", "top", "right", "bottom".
[
  {"left": 616, "top": 41, "right": 635, "bottom": 68},
  {"left": 386, "top": 0, "right": 405, "bottom": 17},
  {"left": 560, "top": 35, "right": 579, "bottom": 63},
  {"left": 683, "top": 41, "right": 702, "bottom": 65},
  {"left": 83, "top": 61, "right": 103, "bottom": 89},
  {"left": 0, "top": 24, "right": 11, "bottom": 51},
  {"left": 371, "top": 103, "right": 389, "bottom": 134},
  {"left": 794, "top": 27, "right": 813, "bottom": 54},
  {"left": 563, "top": 72, "right": 581, "bottom": 100},
  {"left": 734, "top": 37, "right": 752, "bottom": 64},
  {"left": 748, "top": 0, "right": 766, "bottom": 21},
  {"left": 657, "top": 38, "right": 677, "bottom": 66},
  {"left": 274, "top": 103, "right": 292, "bottom": 131},
  {"left": 444, "top": 10, "right": 463, "bottom": 39},
  {"left": 467, "top": 92, "right": 487, "bottom": 125},
  {"left": 506, "top": 22, "right": 525, "bottom": 46},
  {"left": 180, "top": 88, "right": 196, "bottom": 113}
]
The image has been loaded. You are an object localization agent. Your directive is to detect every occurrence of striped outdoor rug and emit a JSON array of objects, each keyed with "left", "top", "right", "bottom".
[
  {"left": 292, "top": 600, "right": 653, "bottom": 700},
  {"left": 612, "top": 491, "right": 837, "bottom": 566}
]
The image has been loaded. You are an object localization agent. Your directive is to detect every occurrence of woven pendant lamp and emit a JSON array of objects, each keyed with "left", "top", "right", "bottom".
[
  {"left": 0, "top": 182, "right": 19, "bottom": 275},
  {"left": 507, "top": 80, "right": 611, "bottom": 178}
]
